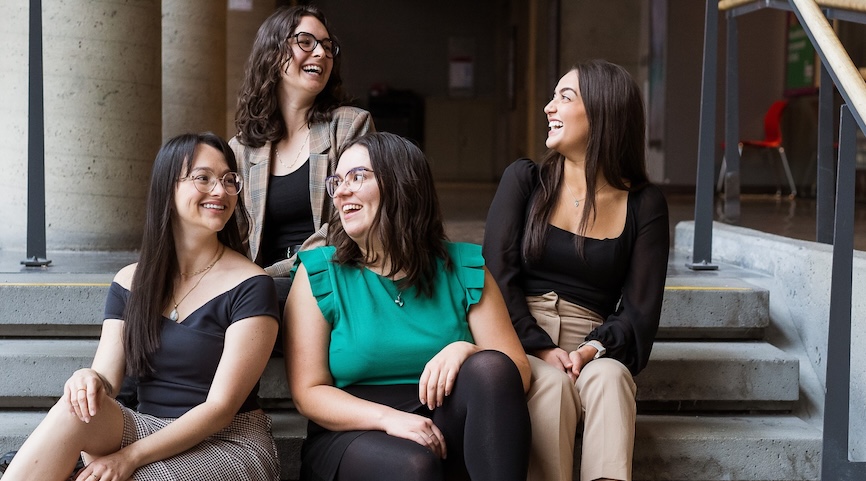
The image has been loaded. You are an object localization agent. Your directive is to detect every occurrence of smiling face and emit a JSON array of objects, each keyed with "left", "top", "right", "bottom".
[
  {"left": 280, "top": 15, "right": 334, "bottom": 101},
  {"left": 543, "top": 70, "right": 589, "bottom": 158},
  {"left": 173, "top": 144, "right": 237, "bottom": 235},
  {"left": 332, "top": 144, "right": 381, "bottom": 253}
]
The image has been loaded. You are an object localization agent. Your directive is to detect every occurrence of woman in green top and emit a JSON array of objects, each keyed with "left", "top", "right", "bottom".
[{"left": 285, "top": 132, "right": 531, "bottom": 481}]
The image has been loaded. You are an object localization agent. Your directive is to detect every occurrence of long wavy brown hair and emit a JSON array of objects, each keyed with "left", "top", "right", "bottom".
[
  {"left": 328, "top": 133, "right": 450, "bottom": 297},
  {"left": 234, "top": 5, "right": 350, "bottom": 148},
  {"left": 124, "top": 133, "right": 248, "bottom": 377},
  {"left": 524, "top": 60, "right": 649, "bottom": 260}
]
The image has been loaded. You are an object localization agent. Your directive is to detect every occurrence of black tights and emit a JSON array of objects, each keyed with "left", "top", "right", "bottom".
[{"left": 335, "top": 350, "right": 530, "bottom": 481}]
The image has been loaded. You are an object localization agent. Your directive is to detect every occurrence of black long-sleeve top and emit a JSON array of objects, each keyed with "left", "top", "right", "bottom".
[{"left": 482, "top": 159, "right": 669, "bottom": 375}]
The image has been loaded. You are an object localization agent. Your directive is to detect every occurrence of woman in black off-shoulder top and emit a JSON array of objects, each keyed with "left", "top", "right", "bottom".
[
  {"left": 483, "top": 60, "right": 669, "bottom": 481},
  {"left": 3, "top": 133, "right": 280, "bottom": 481}
]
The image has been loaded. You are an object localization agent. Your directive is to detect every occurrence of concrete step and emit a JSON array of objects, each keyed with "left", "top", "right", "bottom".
[
  {"left": 0, "top": 277, "right": 770, "bottom": 340},
  {"left": 0, "top": 339, "right": 292, "bottom": 408},
  {"left": 0, "top": 278, "right": 111, "bottom": 337},
  {"left": 630, "top": 414, "right": 821, "bottom": 481},
  {"left": 658, "top": 276, "right": 769, "bottom": 339},
  {"left": 636, "top": 341, "right": 799, "bottom": 410},
  {"left": 0, "top": 340, "right": 798, "bottom": 409},
  {"left": 0, "top": 411, "right": 821, "bottom": 481}
]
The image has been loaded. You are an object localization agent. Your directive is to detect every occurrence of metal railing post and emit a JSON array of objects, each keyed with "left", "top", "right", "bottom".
[
  {"left": 816, "top": 55, "right": 836, "bottom": 244},
  {"left": 821, "top": 104, "right": 865, "bottom": 480},
  {"left": 722, "top": 12, "right": 741, "bottom": 222},
  {"left": 688, "top": 0, "right": 720, "bottom": 271},
  {"left": 22, "top": 0, "right": 51, "bottom": 267}
]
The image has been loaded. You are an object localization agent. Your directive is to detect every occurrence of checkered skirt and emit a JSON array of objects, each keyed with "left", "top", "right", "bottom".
[{"left": 120, "top": 405, "right": 280, "bottom": 481}]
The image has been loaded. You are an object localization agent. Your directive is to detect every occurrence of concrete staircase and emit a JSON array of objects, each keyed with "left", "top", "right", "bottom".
[{"left": 0, "top": 253, "right": 822, "bottom": 480}]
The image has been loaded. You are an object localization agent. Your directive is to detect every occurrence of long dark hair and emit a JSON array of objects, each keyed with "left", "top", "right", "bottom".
[
  {"left": 124, "top": 132, "right": 248, "bottom": 377},
  {"left": 328, "top": 132, "right": 450, "bottom": 297},
  {"left": 234, "top": 5, "right": 349, "bottom": 148},
  {"left": 524, "top": 59, "right": 649, "bottom": 260}
]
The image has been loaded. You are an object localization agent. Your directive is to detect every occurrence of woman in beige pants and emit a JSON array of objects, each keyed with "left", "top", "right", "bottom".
[{"left": 483, "top": 60, "right": 670, "bottom": 481}]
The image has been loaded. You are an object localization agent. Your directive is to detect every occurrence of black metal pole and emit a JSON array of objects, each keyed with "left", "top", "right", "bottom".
[
  {"left": 22, "top": 0, "right": 51, "bottom": 267},
  {"left": 722, "top": 12, "right": 740, "bottom": 222},
  {"left": 816, "top": 60, "right": 835, "bottom": 244},
  {"left": 821, "top": 105, "right": 865, "bottom": 480},
  {"left": 687, "top": 0, "right": 719, "bottom": 270}
]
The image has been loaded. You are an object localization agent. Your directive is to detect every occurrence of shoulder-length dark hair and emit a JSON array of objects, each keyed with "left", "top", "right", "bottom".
[
  {"left": 234, "top": 5, "right": 349, "bottom": 148},
  {"left": 524, "top": 59, "right": 649, "bottom": 260},
  {"left": 328, "top": 132, "right": 450, "bottom": 297},
  {"left": 124, "top": 132, "right": 248, "bottom": 377}
]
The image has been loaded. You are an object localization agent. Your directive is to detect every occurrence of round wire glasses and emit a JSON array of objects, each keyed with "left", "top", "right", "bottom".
[
  {"left": 325, "top": 167, "right": 374, "bottom": 198},
  {"left": 179, "top": 171, "right": 243, "bottom": 196}
]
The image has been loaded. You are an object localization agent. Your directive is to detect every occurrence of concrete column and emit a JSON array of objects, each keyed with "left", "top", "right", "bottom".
[
  {"left": 225, "top": 0, "right": 276, "bottom": 137},
  {"left": 162, "top": 0, "right": 226, "bottom": 140},
  {"left": 2, "top": 1, "right": 162, "bottom": 251},
  {"left": 0, "top": 2, "right": 30, "bottom": 251}
]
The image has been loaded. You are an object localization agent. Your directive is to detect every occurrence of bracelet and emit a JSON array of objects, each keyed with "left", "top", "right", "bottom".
[{"left": 577, "top": 340, "right": 606, "bottom": 360}]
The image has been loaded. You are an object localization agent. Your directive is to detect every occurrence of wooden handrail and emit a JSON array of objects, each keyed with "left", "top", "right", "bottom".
[
  {"left": 720, "top": 0, "right": 866, "bottom": 11},
  {"left": 790, "top": 0, "right": 866, "bottom": 132}
]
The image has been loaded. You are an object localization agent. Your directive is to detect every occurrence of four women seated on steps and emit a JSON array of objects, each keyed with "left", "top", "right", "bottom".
[{"left": 3, "top": 52, "right": 665, "bottom": 481}]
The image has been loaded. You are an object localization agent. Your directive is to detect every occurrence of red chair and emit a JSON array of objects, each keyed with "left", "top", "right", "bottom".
[{"left": 717, "top": 99, "right": 797, "bottom": 197}]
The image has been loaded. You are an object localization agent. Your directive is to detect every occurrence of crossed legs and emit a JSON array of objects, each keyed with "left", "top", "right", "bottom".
[{"left": 2, "top": 393, "right": 124, "bottom": 481}]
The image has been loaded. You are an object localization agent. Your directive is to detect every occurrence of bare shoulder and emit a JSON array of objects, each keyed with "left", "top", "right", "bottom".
[
  {"left": 214, "top": 249, "right": 269, "bottom": 286},
  {"left": 113, "top": 263, "right": 137, "bottom": 290}
]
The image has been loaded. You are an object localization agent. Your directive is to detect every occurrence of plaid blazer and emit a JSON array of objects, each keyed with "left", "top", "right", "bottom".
[{"left": 230, "top": 106, "right": 375, "bottom": 277}]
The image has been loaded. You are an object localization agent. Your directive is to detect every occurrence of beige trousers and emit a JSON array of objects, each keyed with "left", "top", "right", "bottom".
[{"left": 525, "top": 292, "right": 637, "bottom": 481}]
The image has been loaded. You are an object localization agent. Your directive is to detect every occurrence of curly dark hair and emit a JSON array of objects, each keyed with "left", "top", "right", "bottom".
[
  {"left": 328, "top": 133, "right": 450, "bottom": 297},
  {"left": 234, "top": 5, "right": 350, "bottom": 147}
]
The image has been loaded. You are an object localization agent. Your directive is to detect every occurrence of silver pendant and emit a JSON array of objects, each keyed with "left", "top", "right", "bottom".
[
  {"left": 394, "top": 293, "right": 404, "bottom": 307},
  {"left": 574, "top": 200, "right": 580, "bottom": 207},
  {"left": 169, "top": 308, "right": 179, "bottom": 321}
]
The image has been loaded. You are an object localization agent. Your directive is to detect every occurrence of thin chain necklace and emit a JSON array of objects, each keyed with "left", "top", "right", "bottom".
[
  {"left": 169, "top": 244, "right": 225, "bottom": 322},
  {"left": 563, "top": 180, "right": 607, "bottom": 208},
  {"left": 276, "top": 128, "right": 311, "bottom": 171},
  {"left": 181, "top": 248, "right": 221, "bottom": 277}
]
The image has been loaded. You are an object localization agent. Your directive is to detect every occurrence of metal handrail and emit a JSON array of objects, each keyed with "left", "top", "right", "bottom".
[
  {"left": 693, "top": 0, "right": 866, "bottom": 477},
  {"left": 790, "top": 0, "right": 866, "bottom": 130},
  {"left": 787, "top": 0, "right": 866, "bottom": 478}
]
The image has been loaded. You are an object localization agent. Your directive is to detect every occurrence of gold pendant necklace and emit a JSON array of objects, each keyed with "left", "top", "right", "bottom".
[{"left": 169, "top": 244, "right": 225, "bottom": 322}]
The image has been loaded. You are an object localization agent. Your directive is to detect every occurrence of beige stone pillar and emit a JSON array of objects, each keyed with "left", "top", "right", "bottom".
[
  {"left": 162, "top": 0, "right": 226, "bottom": 140},
  {"left": 0, "top": 2, "right": 30, "bottom": 250},
  {"left": 225, "top": 0, "right": 276, "bottom": 137},
  {"left": 1, "top": 1, "right": 161, "bottom": 251}
]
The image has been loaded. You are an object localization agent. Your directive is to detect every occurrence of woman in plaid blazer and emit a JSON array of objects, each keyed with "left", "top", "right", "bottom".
[{"left": 231, "top": 5, "right": 374, "bottom": 316}]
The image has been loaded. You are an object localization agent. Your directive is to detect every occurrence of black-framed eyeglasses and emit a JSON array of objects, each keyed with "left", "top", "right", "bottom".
[
  {"left": 325, "top": 167, "right": 374, "bottom": 198},
  {"left": 291, "top": 32, "right": 339, "bottom": 58},
  {"left": 178, "top": 171, "right": 243, "bottom": 196}
]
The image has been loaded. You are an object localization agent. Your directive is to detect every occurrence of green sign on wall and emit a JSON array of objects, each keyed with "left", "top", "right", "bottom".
[{"left": 785, "top": 15, "right": 818, "bottom": 95}]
